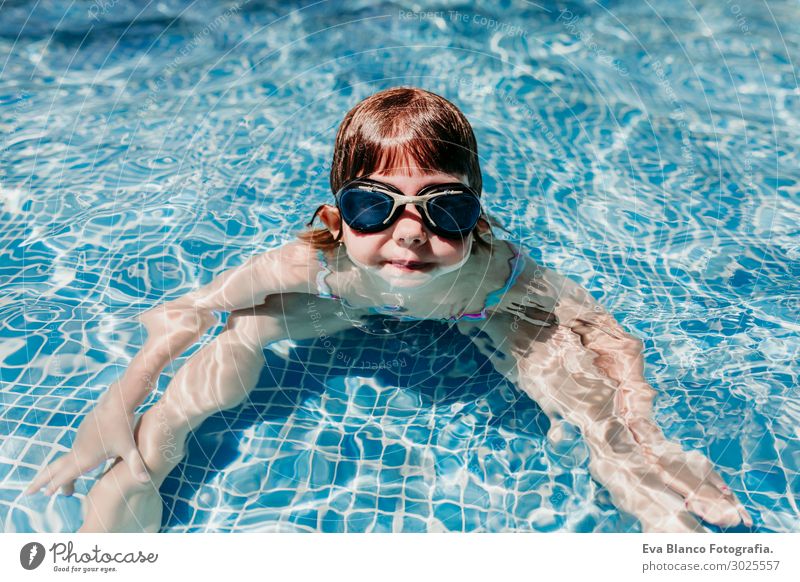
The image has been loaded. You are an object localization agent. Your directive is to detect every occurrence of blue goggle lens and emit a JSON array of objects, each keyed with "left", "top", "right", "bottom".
[
  {"left": 427, "top": 194, "right": 481, "bottom": 235},
  {"left": 339, "top": 188, "right": 396, "bottom": 232}
]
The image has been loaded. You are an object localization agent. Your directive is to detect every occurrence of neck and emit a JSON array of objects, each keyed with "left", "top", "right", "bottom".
[{"left": 340, "top": 243, "right": 477, "bottom": 300}]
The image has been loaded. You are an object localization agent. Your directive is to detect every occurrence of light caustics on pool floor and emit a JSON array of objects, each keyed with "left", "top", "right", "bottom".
[{"left": 1, "top": 0, "right": 798, "bottom": 532}]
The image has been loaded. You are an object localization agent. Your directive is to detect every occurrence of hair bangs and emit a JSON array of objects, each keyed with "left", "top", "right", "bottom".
[
  {"left": 362, "top": 135, "right": 468, "bottom": 180},
  {"left": 330, "top": 87, "right": 482, "bottom": 194}
]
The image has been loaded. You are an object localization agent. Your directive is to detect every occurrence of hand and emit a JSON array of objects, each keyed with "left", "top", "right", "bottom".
[
  {"left": 655, "top": 445, "right": 754, "bottom": 529},
  {"left": 78, "top": 456, "right": 163, "bottom": 533},
  {"left": 24, "top": 382, "right": 150, "bottom": 497}
]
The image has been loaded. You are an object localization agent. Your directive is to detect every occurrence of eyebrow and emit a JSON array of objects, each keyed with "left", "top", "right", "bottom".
[
  {"left": 366, "top": 178, "right": 461, "bottom": 196},
  {"left": 372, "top": 175, "right": 461, "bottom": 188}
]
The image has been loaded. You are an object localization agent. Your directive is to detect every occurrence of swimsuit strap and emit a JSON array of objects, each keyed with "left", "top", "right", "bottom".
[
  {"left": 450, "top": 241, "right": 525, "bottom": 321},
  {"left": 316, "top": 249, "right": 340, "bottom": 300},
  {"left": 482, "top": 241, "right": 525, "bottom": 310}
]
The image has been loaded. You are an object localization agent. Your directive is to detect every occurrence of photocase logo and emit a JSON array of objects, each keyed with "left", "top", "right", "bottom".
[{"left": 20, "top": 542, "right": 46, "bottom": 570}]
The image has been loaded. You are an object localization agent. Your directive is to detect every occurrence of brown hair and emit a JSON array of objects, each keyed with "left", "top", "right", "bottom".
[{"left": 299, "top": 87, "right": 498, "bottom": 252}]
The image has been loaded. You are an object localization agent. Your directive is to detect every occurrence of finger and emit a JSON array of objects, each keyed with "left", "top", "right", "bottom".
[
  {"left": 24, "top": 469, "right": 50, "bottom": 495},
  {"left": 736, "top": 502, "right": 754, "bottom": 528},
  {"left": 716, "top": 481, "right": 752, "bottom": 527},
  {"left": 684, "top": 491, "right": 740, "bottom": 528},
  {"left": 44, "top": 467, "right": 79, "bottom": 497},
  {"left": 43, "top": 462, "right": 73, "bottom": 496},
  {"left": 72, "top": 449, "right": 105, "bottom": 476},
  {"left": 62, "top": 480, "right": 75, "bottom": 497},
  {"left": 25, "top": 455, "right": 69, "bottom": 495},
  {"left": 43, "top": 452, "right": 86, "bottom": 497},
  {"left": 44, "top": 479, "right": 61, "bottom": 496},
  {"left": 123, "top": 448, "right": 150, "bottom": 483},
  {"left": 701, "top": 464, "right": 732, "bottom": 493}
]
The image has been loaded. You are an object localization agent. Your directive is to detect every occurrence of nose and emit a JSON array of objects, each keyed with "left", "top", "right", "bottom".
[{"left": 392, "top": 204, "right": 428, "bottom": 247}]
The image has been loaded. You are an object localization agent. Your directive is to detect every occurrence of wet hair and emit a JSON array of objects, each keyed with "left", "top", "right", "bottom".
[{"left": 299, "top": 87, "right": 498, "bottom": 252}]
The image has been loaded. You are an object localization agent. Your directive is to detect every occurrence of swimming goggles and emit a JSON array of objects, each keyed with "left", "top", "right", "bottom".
[{"left": 334, "top": 177, "right": 483, "bottom": 240}]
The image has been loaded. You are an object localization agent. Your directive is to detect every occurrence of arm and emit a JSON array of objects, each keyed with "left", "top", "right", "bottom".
[
  {"left": 109, "top": 240, "right": 317, "bottom": 412},
  {"left": 25, "top": 240, "right": 317, "bottom": 496},
  {"left": 541, "top": 268, "right": 646, "bottom": 386},
  {"left": 544, "top": 272, "right": 751, "bottom": 527},
  {"left": 459, "top": 307, "right": 707, "bottom": 532},
  {"left": 466, "top": 256, "right": 751, "bottom": 530},
  {"left": 493, "top": 258, "right": 668, "bottom": 439},
  {"left": 538, "top": 268, "right": 657, "bottom": 426}
]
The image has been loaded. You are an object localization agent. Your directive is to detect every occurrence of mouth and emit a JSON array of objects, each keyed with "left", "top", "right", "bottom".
[{"left": 384, "top": 260, "right": 434, "bottom": 272}]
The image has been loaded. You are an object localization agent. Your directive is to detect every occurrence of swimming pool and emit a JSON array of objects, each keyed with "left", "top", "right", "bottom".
[{"left": 1, "top": 0, "right": 798, "bottom": 532}]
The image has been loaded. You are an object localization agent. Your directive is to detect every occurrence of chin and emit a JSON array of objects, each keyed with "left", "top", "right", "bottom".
[{"left": 377, "top": 263, "right": 440, "bottom": 288}]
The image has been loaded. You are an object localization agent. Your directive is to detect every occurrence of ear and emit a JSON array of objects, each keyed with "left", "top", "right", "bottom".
[
  {"left": 317, "top": 204, "right": 342, "bottom": 239},
  {"left": 476, "top": 216, "right": 491, "bottom": 234}
]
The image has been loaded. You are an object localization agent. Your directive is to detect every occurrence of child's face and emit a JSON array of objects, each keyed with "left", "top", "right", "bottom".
[{"left": 322, "top": 166, "right": 475, "bottom": 289}]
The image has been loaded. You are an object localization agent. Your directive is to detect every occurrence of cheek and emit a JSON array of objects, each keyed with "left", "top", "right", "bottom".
[
  {"left": 344, "top": 229, "right": 385, "bottom": 256},
  {"left": 431, "top": 237, "right": 470, "bottom": 263}
]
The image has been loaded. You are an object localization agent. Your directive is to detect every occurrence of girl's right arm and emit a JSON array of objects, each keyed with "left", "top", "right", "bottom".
[
  {"left": 115, "top": 240, "right": 317, "bottom": 410},
  {"left": 25, "top": 240, "right": 317, "bottom": 496}
]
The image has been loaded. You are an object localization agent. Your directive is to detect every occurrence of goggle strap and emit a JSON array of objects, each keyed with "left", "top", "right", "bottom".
[{"left": 306, "top": 204, "right": 326, "bottom": 227}]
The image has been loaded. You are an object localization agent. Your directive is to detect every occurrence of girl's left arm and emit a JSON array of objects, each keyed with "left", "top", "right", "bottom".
[
  {"left": 501, "top": 260, "right": 684, "bottom": 439},
  {"left": 542, "top": 270, "right": 752, "bottom": 528},
  {"left": 464, "top": 258, "right": 752, "bottom": 530},
  {"left": 538, "top": 266, "right": 654, "bottom": 410}
]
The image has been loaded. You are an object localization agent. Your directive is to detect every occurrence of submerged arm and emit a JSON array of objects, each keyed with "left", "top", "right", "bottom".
[
  {"left": 460, "top": 257, "right": 751, "bottom": 530},
  {"left": 110, "top": 240, "right": 316, "bottom": 412},
  {"left": 539, "top": 269, "right": 656, "bottom": 432},
  {"left": 548, "top": 274, "right": 751, "bottom": 527},
  {"left": 459, "top": 308, "right": 707, "bottom": 532},
  {"left": 26, "top": 241, "right": 319, "bottom": 497}
]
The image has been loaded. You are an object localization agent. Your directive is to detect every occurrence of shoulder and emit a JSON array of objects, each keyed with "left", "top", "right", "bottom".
[
  {"left": 251, "top": 240, "right": 316, "bottom": 268},
  {"left": 486, "top": 243, "right": 602, "bottom": 328},
  {"left": 251, "top": 240, "right": 323, "bottom": 294},
  {"left": 485, "top": 243, "right": 554, "bottom": 315}
]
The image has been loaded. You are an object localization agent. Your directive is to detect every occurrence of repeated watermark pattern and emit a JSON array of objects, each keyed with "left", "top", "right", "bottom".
[
  {"left": 399, "top": 9, "right": 527, "bottom": 37},
  {"left": 87, "top": 0, "right": 121, "bottom": 21},
  {"left": 648, "top": 59, "right": 697, "bottom": 181},
  {"left": 138, "top": 1, "right": 249, "bottom": 117},
  {"left": 556, "top": 9, "right": 629, "bottom": 77}
]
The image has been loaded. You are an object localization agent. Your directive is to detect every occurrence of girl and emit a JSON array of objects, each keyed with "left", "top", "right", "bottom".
[{"left": 26, "top": 87, "right": 751, "bottom": 533}]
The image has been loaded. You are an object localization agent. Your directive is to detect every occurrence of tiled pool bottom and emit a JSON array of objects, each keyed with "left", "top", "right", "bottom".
[
  {"left": 5, "top": 317, "right": 650, "bottom": 533},
  {"left": 5, "top": 312, "right": 793, "bottom": 533},
  {"left": 159, "top": 318, "right": 636, "bottom": 533}
]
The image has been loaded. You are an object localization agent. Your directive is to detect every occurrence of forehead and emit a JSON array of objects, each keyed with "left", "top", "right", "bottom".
[
  {"left": 348, "top": 144, "right": 469, "bottom": 190},
  {"left": 366, "top": 152, "right": 464, "bottom": 185},
  {"left": 365, "top": 169, "right": 465, "bottom": 192}
]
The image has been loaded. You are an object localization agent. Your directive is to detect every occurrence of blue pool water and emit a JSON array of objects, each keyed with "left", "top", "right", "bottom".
[{"left": 1, "top": 0, "right": 798, "bottom": 532}]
